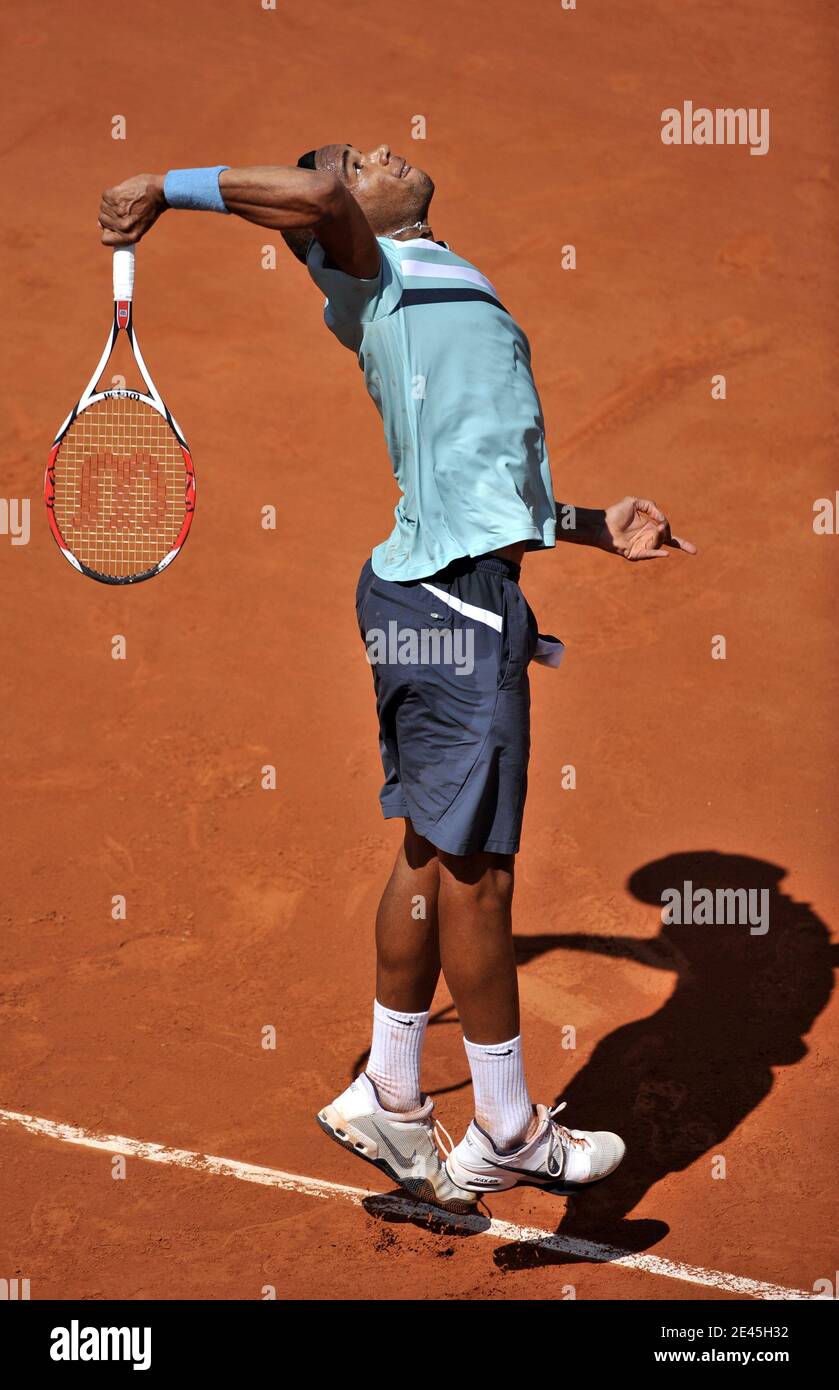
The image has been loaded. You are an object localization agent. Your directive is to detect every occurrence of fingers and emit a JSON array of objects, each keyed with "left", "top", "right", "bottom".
[
  {"left": 632, "top": 497, "right": 667, "bottom": 524},
  {"left": 617, "top": 497, "right": 696, "bottom": 558},
  {"left": 98, "top": 184, "right": 152, "bottom": 244},
  {"left": 98, "top": 208, "right": 138, "bottom": 241},
  {"left": 630, "top": 529, "right": 697, "bottom": 559},
  {"left": 640, "top": 500, "right": 698, "bottom": 557},
  {"left": 99, "top": 223, "right": 140, "bottom": 247},
  {"left": 629, "top": 545, "right": 669, "bottom": 561},
  {"left": 658, "top": 520, "right": 698, "bottom": 554},
  {"left": 667, "top": 534, "right": 698, "bottom": 554},
  {"left": 98, "top": 203, "right": 130, "bottom": 244}
]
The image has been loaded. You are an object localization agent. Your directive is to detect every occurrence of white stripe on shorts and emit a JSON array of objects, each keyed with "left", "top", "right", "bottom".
[{"left": 420, "top": 582, "right": 503, "bottom": 632}]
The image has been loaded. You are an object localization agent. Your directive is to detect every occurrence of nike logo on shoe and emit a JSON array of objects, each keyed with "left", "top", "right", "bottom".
[{"left": 369, "top": 1120, "right": 419, "bottom": 1170}]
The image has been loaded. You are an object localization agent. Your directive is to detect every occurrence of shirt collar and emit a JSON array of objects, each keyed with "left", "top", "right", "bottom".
[{"left": 383, "top": 236, "right": 450, "bottom": 250}]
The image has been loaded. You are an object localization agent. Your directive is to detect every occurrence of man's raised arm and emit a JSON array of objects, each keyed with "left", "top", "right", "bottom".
[{"left": 98, "top": 164, "right": 380, "bottom": 278}]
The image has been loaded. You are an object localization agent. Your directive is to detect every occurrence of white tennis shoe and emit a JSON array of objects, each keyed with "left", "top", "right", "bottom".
[
  {"left": 443, "top": 1101, "right": 626, "bottom": 1194},
  {"left": 317, "top": 1073, "right": 478, "bottom": 1215}
]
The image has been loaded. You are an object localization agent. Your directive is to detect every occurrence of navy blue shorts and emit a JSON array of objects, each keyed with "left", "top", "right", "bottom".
[{"left": 355, "top": 554, "right": 542, "bottom": 857}]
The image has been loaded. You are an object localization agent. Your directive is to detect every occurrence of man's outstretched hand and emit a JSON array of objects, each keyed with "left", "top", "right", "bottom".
[
  {"left": 99, "top": 174, "right": 167, "bottom": 246},
  {"left": 598, "top": 496, "right": 697, "bottom": 561}
]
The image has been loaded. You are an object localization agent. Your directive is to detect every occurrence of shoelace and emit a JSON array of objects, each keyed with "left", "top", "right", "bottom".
[
  {"left": 545, "top": 1102, "right": 590, "bottom": 1178},
  {"left": 432, "top": 1117, "right": 454, "bottom": 1159},
  {"left": 431, "top": 1106, "right": 587, "bottom": 1177},
  {"left": 401, "top": 1095, "right": 453, "bottom": 1164}
]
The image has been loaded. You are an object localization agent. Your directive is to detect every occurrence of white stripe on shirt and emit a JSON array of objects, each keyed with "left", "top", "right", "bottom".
[{"left": 399, "top": 260, "right": 500, "bottom": 298}]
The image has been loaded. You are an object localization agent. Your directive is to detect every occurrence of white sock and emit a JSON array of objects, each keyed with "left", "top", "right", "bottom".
[
  {"left": 365, "top": 999, "right": 429, "bottom": 1112},
  {"left": 463, "top": 1033, "right": 534, "bottom": 1151}
]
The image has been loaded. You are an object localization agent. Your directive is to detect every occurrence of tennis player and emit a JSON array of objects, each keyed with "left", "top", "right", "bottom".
[{"left": 99, "top": 146, "right": 696, "bottom": 1215}]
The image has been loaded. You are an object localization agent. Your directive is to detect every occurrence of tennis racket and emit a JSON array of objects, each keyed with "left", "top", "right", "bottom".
[{"left": 45, "top": 246, "right": 195, "bottom": 584}]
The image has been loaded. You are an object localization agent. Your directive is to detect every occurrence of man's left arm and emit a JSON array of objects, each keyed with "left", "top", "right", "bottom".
[{"left": 555, "top": 497, "right": 697, "bottom": 561}]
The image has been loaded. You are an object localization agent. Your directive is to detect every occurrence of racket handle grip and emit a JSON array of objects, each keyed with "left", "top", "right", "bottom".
[{"left": 113, "top": 246, "right": 136, "bottom": 301}]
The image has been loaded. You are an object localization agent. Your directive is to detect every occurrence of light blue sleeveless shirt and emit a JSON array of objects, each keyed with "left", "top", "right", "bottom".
[{"left": 307, "top": 235, "right": 556, "bottom": 580}]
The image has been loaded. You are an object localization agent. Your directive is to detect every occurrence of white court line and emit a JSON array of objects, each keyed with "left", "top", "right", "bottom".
[{"left": 0, "top": 1107, "right": 813, "bottom": 1301}]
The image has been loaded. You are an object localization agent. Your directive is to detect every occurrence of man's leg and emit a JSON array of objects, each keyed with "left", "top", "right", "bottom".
[
  {"left": 317, "top": 816, "right": 478, "bottom": 1213},
  {"left": 437, "top": 850, "right": 517, "bottom": 1039},
  {"left": 375, "top": 820, "right": 441, "bottom": 1011},
  {"left": 437, "top": 849, "right": 536, "bottom": 1151},
  {"left": 364, "top": 820, "right": 441, "bottom": 1113}
]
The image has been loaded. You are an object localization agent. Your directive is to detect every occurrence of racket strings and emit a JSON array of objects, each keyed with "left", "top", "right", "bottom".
[{"left": 52, "top": 397, "right": 189, "bottom": 578}]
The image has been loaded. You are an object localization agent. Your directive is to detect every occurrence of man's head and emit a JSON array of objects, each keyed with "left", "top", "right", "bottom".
[{"left": 283, "top": 142, "right": 434, "bottom": 263}]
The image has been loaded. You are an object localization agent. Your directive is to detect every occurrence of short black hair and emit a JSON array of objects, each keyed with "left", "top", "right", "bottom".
[{"left": 297, "top": 144, "right": 355, "bottom": 171}]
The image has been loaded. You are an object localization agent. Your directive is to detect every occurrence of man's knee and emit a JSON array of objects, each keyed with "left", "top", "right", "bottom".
[{"left": 438, "top": 848, "right": 515, "bottom": 906}]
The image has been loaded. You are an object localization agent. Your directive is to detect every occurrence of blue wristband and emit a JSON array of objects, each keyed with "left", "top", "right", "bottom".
[{"left": 163, "top": 166, "right": 230, "bottom": 213}]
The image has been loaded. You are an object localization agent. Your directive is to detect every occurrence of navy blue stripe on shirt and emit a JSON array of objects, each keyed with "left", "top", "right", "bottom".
[{"left": 393, "top": 287, "right": 509, "bottom": 315}]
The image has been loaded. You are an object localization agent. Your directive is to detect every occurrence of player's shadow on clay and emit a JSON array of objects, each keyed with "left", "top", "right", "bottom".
[
  {"left": 350, "top": 851, "right": 836, "bottom": 1259},
  {"left": 494, "top": 849, "right": 837, "bottom": 1270}
]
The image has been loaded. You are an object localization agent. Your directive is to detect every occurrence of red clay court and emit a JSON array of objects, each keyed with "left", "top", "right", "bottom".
[{"left": 0, "top": 0, "right": 836, "bottom": 1302}]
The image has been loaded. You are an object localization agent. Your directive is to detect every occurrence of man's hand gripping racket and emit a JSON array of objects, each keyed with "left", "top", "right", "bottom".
[{"left": 45, "top": 246, "right": 195, "bottom": 584}]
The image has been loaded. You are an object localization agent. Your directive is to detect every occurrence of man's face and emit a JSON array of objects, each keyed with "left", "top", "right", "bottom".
[{"left": 316, "top": 142, "right": 434, "bottom": 234}]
